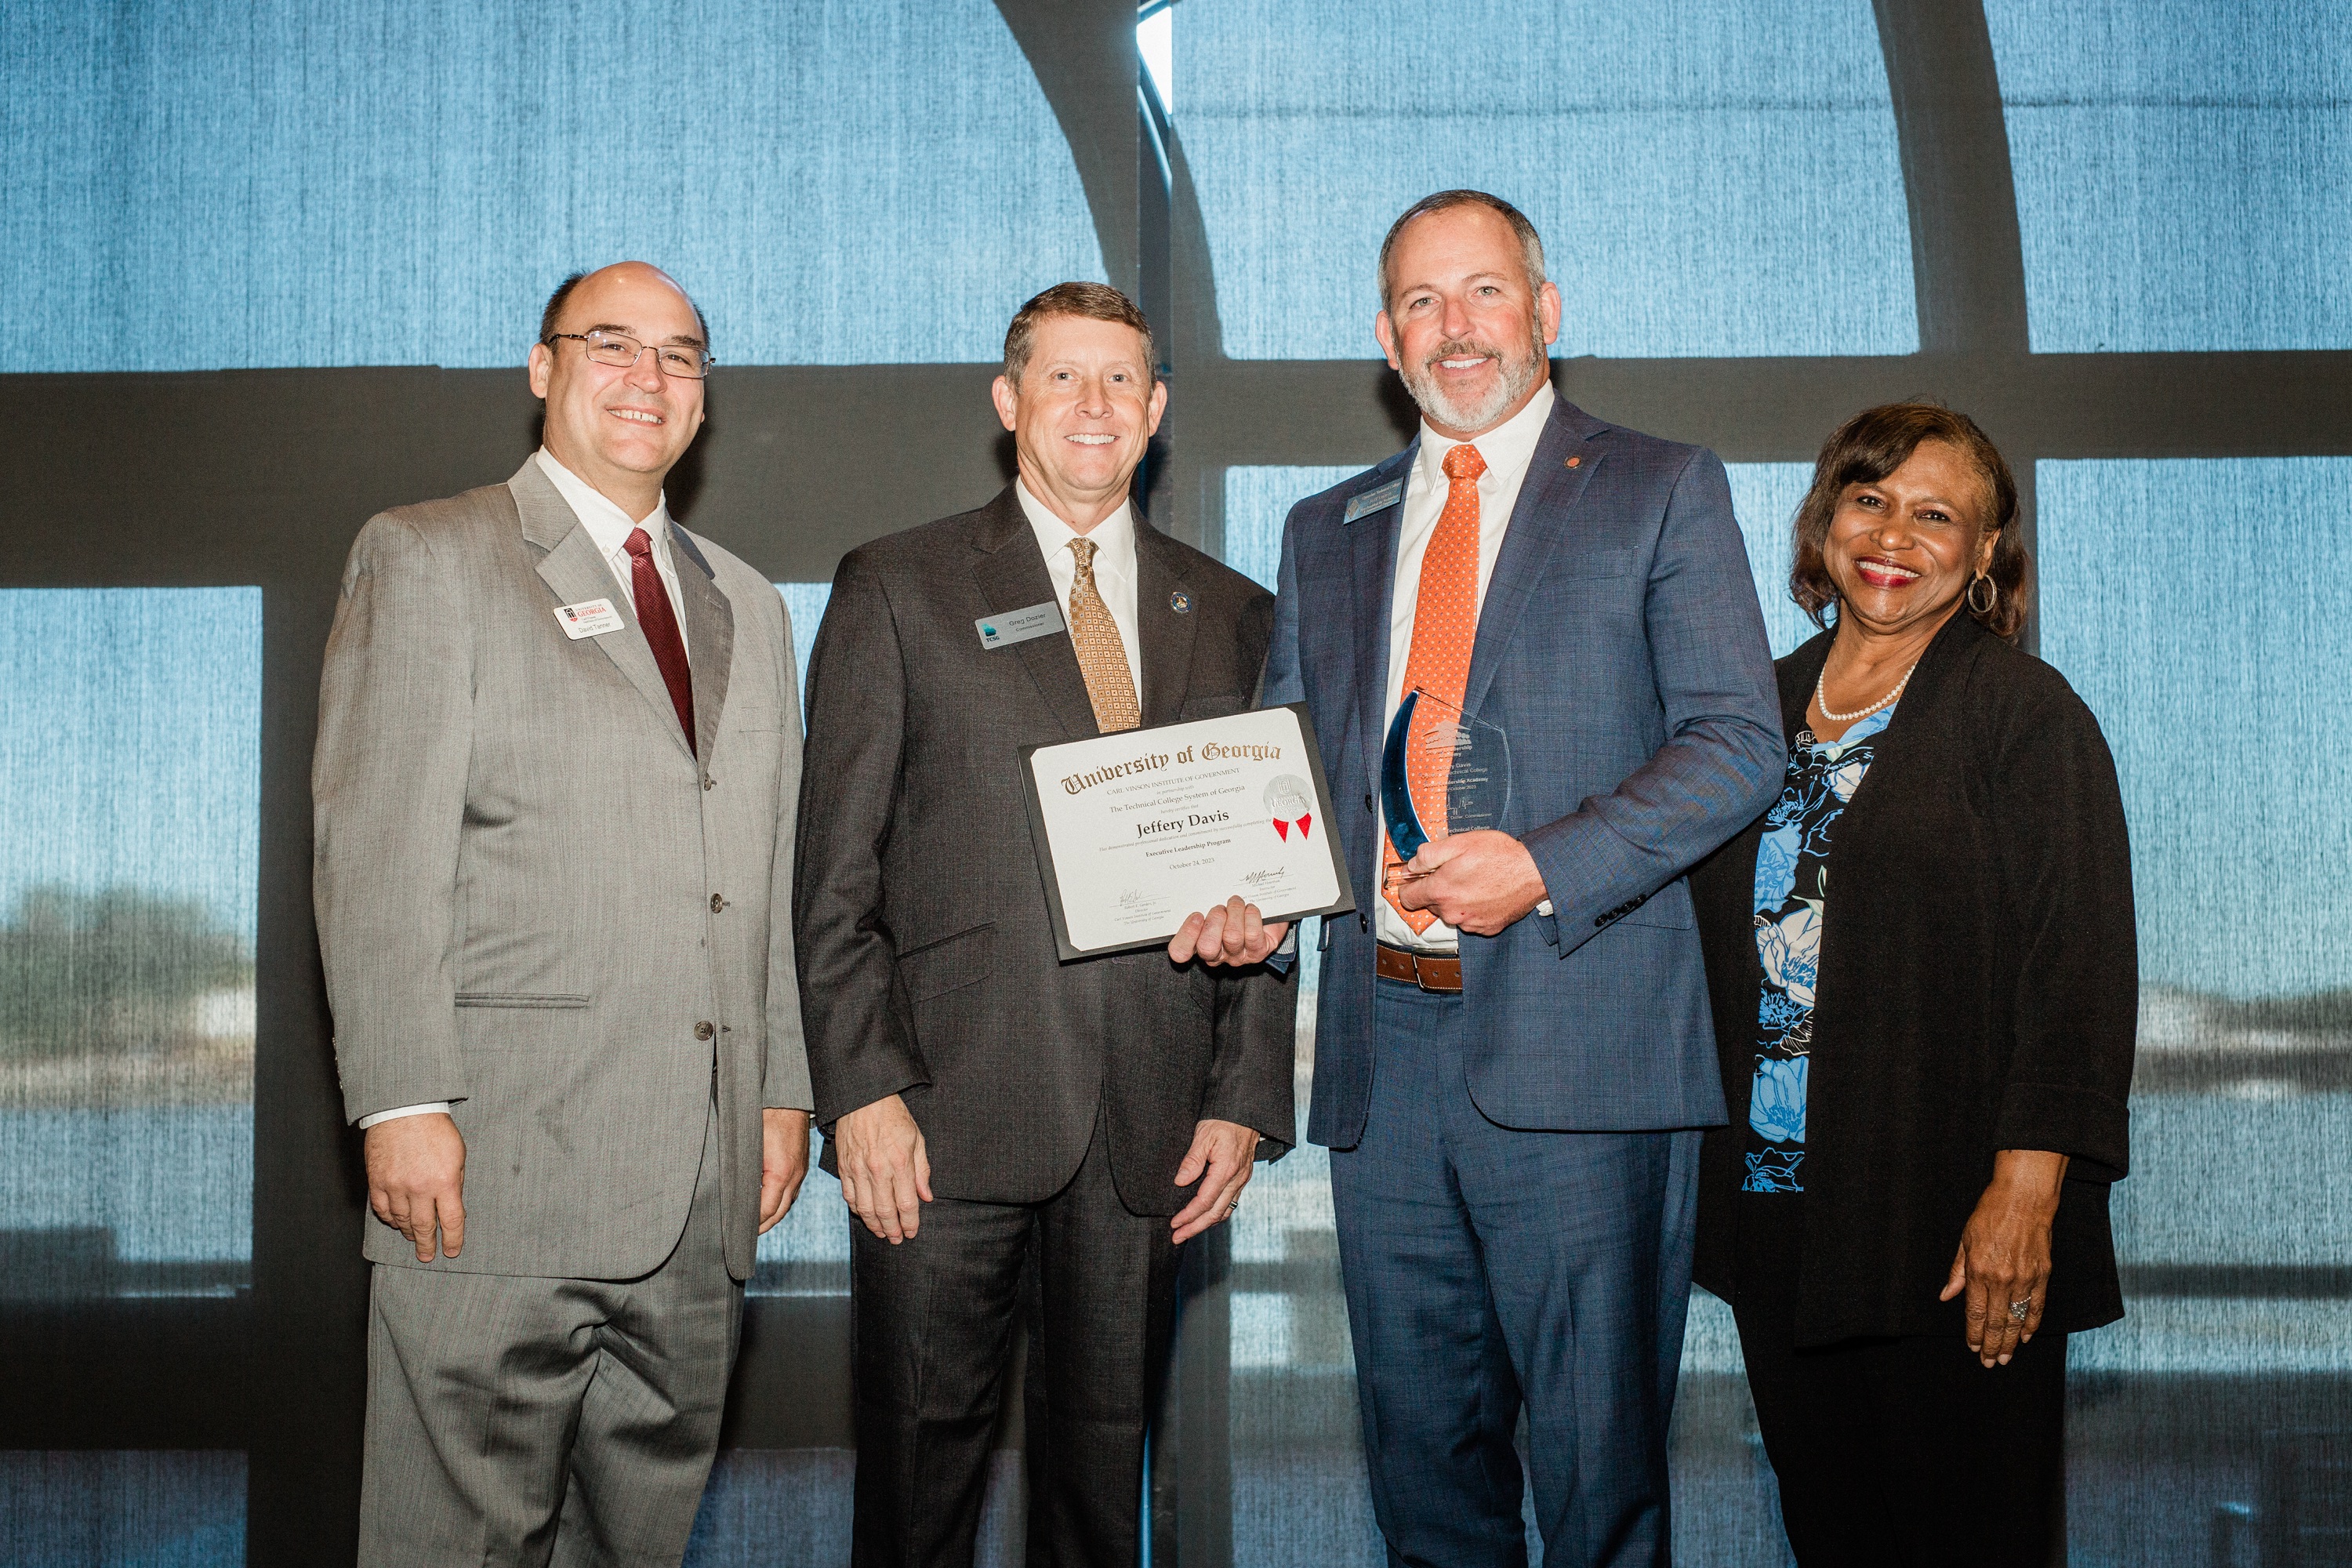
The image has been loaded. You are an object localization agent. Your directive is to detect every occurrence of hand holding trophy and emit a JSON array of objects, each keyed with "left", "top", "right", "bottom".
[{"left": 1381, "top": 686, "right": 1513, "bottom": 880}]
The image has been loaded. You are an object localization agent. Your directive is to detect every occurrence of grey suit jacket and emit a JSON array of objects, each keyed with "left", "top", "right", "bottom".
[
  {"left": 314, "top": 457, "right": 811, "bottom": 1281},
  {"left": 793, "top": 488, "right": 1296, "bottom": 1216}
]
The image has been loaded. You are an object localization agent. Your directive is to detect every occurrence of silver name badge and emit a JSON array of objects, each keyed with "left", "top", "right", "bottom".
[
  {"left": 976, "top": 600, "right": 1067, "bottom": 650},
  {"left": 1343, "top": 479, "right": 1403, "bottom": 524}
]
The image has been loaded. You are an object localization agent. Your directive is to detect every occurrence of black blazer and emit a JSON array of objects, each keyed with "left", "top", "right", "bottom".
[
  {"left": 793, "top": 488, "right": 1295, "bottom": 1216},
  {"left": 1690, "top": 612, "right": 2136, "bottom": 1344}
]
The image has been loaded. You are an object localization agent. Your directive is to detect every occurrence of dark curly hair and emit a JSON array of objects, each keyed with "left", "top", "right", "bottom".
[{"left": 1789, "top": 402, "right": 2029, "bottom": 641}]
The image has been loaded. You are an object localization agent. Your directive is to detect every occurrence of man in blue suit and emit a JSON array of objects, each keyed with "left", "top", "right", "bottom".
[{"left": 1243, "top": 190, "right": 1781, "bottom": 1565}]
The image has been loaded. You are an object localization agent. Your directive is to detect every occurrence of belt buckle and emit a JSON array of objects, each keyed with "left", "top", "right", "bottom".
[{"left": 1379, "top": 941, "right": 1462, "bottom": 993}]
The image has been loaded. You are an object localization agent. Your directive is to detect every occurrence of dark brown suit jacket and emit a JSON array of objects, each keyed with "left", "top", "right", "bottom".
[{"left": 793, "top": 487, "right": 1294, "bottom": 1215}]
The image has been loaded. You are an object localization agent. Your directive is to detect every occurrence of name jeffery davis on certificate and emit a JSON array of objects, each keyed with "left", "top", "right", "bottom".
[{"left": 1020, "top": 704, "right": 1354, "bottom": 958}]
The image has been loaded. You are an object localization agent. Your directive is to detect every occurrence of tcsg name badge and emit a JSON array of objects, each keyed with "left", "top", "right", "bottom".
[
  {"left": 554, "top": 597, "right": 626, "bottom": 639},
  {"left": 976, "top": 601, "right": 1066, "bottom": 651},
  {"left": 1343, "top": 478, "right": 1403, "bottom": 524}
]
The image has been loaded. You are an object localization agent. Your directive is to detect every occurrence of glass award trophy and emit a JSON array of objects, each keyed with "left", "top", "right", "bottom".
[{"left": 1381, "top": 688, "right": 1512, "bottom": 877}]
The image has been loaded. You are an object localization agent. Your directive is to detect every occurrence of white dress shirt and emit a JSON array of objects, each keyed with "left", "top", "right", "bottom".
[
  {"left": 1017, "top": 478, "right": 1144, "bottom": 702},
  {"left": 532, "top": 447, "right": 690, "bottom": 656},
  {"left": 357, "top": 448, "right": 691, "bottom": 1131},
  {"left": 1378, "top": 381, "right": 1557, "bottom": 953}
]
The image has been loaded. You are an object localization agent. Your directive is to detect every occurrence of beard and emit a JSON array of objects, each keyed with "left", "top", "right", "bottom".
[{"left": 1398, "top": 317, "right": 1549, "bottom": 432}]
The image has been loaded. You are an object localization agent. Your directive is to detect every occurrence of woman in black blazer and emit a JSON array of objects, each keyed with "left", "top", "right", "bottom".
[{"left": 1690, "top": 404, "right": 2136, "bottom": 1566}]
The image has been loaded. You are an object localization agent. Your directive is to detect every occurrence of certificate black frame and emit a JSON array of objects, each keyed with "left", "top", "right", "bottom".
[{"left": 1017, "top": 701, "right": 1357, "bottom": 961}]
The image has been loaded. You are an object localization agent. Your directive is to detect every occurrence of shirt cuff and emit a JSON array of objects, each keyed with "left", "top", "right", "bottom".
[
  {"left": 357, "top": 1101, "right": 453, "bottom": 1130},
  {"left": 1536, "top": 899, "right": 1555, "bottom": 916}
]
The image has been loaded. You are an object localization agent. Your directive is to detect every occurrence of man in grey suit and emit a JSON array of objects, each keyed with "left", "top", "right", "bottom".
[
  {"left": 314, "top": 260, "right": 813, "bottom": 1566},
  {"left": 794, "top": 282, "right": 1295, "bottom": 1566}
]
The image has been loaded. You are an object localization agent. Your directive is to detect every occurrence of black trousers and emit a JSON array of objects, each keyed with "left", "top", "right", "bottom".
[
  {"left": 1730, "top": 1196, "right": 2067, "bottom": 1568},
  {"left": 848, "top": 1115, "right": 1178, "bottom": 1568}
]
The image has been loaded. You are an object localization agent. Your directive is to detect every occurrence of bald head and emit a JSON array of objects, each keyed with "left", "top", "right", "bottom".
[{"left": 540, "top": 262, "right": 708, "bottom": 353}]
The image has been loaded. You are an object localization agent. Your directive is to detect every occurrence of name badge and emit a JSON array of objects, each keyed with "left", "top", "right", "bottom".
[
  {"left": 977, "top": 601, "right": 1066, "bottom": 651},
  {"left": 555, "top": 597, "right": 626, "bottom": 639},
  {"left": 1343, "top": 479, "right": 1403, "bottom": 524}
]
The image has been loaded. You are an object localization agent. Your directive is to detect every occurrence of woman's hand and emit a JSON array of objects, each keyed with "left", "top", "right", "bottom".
[
  {"left": 1170, "top": 1120, "right": 1261, "bottom": 1243},
  {"left": 1940, "top": 1149, "right": 2070, "bottom": 1367}
]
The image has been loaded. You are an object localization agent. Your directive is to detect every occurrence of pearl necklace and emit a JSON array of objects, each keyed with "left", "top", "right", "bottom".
[{"left": 1815, "top": 659, "right": 1919, "bottom": 724}]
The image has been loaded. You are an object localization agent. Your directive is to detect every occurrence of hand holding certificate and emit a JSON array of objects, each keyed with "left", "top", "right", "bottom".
[{"left": 1018, "top": 703, "right": 1355, "bottom": 960}]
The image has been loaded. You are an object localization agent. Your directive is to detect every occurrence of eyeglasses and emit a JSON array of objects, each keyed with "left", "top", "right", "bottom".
[{"left": 543, "top": 330, "right": 714, "bottom": 380}]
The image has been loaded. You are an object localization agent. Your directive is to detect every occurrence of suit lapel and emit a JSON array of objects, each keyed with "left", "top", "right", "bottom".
[
  {"left": 1461, "top": 402, "right": 1606, "bottom": 721},
  {"left": 670, "top": 526, "right": 735, "bottom": 759},
  {"left": 971, "top": 487, "right": 1100, "bottom": 740},
  {"left": 513, "top": 458, "right": 697, "bottom": 764},
  {"left": 1346, "top": 448, "right": 1414, "bottom": 786},
  {"left": 1134, "top": 521, "right": 1197, "bottom": 727}
]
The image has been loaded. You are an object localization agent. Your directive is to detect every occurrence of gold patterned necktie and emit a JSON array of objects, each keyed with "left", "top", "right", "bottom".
[{"left": 1067, "top": 535, "right": 1140, "bottom": 733}]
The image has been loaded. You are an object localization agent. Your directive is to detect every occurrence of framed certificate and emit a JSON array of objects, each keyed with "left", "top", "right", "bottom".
[{"left": 1018, "top": 702, "right": 1357, "bottom": 960}]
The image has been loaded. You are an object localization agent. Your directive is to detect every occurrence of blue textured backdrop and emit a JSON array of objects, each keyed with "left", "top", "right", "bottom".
[
  {"left": 1174, "top": 0, "right": 1918, "bottom": 360},
  {"left": 0, "top": 0, "right": 1105, "bottom": 371},
  {"left": 1987, "top": 0, "right": 2352, "bottom": 352}
]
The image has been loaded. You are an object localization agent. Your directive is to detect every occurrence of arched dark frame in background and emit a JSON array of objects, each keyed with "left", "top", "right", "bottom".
[{"left": 0, "top": 2, "right": 2344, "bottom": 1562}]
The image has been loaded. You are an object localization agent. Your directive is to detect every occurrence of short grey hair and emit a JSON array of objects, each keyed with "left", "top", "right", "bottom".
[{"left": 1377, "top": 190, "right": 1548, "bottom": 314}]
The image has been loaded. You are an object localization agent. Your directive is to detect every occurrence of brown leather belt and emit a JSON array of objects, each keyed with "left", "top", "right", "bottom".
[{"left": 1377, "top": 941, "right": 1463, "bottom": 993}]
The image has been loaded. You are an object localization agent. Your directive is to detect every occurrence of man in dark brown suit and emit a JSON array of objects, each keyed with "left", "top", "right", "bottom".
[{"left": 793, "top": 282, "right": 1294, "bottom": 1566}]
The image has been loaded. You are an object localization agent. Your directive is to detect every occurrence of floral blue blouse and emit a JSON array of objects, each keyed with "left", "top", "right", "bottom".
[{"left": 1742, "top": 702, "right": 1896, "bottom": 1195}]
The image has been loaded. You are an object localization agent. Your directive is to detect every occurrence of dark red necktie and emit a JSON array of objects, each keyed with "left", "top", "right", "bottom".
[{"left": 623, "top": 527, "right": 695, "bottom": 756}]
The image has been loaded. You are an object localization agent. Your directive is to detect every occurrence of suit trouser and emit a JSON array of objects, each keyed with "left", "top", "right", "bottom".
[
  {"left": 358, "top": 1105, "right": 739, "bottom": 1568},
  {"left": 1329, "top": 979, "right": 1702, "bottom": 1568},
  {"left": 1730, "top": 1193, "right": 2067, "bottom": 1567},
  {"left": 848, "top": 1112, "right": 1177, "bottom": 1568}
]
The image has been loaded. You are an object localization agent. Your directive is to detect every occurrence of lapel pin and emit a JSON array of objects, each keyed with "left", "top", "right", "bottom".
[
  {"left": 1566, "top": 455, "right": 1583, "bottom": 468},
  {"left": 1170, "top": 590, "right": 1192, "bottom": 614}
]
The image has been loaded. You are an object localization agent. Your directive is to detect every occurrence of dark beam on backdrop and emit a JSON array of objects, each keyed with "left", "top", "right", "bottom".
[
  {"left": 2, "top": 366, "right": 1016, "bottom": 590},
  {"left": 1137, "top": 74, "right": 1178, "bottom": 528},
  {"left": 1158, "top": 352, "right": 2352, "bottom": 472},
  {"left": 1872, "top": 0, "right": 2031, "bottom": 359},
  {"left": 998, "top": 0, "right": 1145, "bottom": 301},
  {"left": 245, "top": 585, "right": 368, "bottom": 1563},
  {"left": 0, "top": 1302, "right": 249, "bottom": 1449}
]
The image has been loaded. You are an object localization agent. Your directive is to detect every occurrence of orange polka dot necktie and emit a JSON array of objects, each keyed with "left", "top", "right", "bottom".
[{"left": 1383, "top": 442, "right": 1486, "bottom": 935}]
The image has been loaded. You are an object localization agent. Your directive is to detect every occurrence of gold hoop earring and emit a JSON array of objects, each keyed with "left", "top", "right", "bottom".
[{"left": 1966, "top": 572, "right": 1998, "bottom": 616}]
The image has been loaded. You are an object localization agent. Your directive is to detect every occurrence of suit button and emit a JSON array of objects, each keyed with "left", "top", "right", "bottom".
[
  {"left": 1364, "top": 793, "right": 1374, "bottom": 814},
  {"left": 710, "top": 894, "right": 726, "bottom": 913},
  {"left": 1359, "top": 913, "right": 1369, "bottom": 931},
  {"left": 695, "top": 1021, "right": 715, "bottom": 1040},
  {"left": 702, "top": 775, "right": 715, "bottom": 791}
]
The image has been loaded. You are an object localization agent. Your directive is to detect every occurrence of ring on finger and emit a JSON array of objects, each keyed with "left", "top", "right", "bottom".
[{"left": 2007, "top": 1299, "right": 2031, "bottom": 1323}]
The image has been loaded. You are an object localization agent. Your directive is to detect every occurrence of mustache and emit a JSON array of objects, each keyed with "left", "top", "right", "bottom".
[{"left": 1421, "top": 339, "right": 1512, "bottom": 372}]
